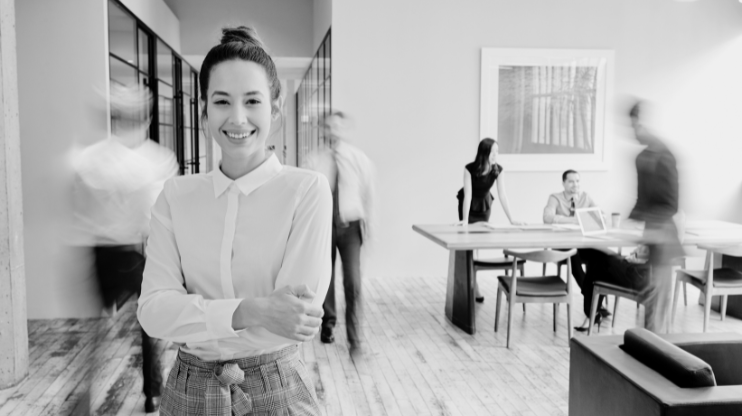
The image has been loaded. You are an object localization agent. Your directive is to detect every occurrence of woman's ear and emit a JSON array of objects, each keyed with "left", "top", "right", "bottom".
[{"left": 271, "top": 97, "right": 284, "bottom": 120}]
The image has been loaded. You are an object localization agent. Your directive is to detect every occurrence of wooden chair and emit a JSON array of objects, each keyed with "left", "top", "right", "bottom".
[
  {"left": 587, "top": 280, "right": 644, "bottom": 336},
  {"left": 495, "top": 249, "right": 576, "bottom": 348},
  {"left": 474, "top": 253, "right": 526, "bottom": 309},
  {"left": 587, "top": 256, "right": 684, "bottom": 335},
  {"left": 673, "top": 245, "right": 742, "bottom": 332}
]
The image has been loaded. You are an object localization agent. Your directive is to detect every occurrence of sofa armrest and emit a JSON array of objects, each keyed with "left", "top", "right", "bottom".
[
  {"left": 676, "top": 341, "right": 742, "bottom": 386},
  {"left": 620, "top": 328, "right": 716, "bottom": 388}
]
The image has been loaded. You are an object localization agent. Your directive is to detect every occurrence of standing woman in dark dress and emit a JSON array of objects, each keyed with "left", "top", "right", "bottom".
[{"left": 457, "top": 137, "right": 523, "bottom": 300}]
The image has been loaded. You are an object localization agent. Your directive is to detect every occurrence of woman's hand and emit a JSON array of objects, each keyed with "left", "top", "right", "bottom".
[{"left": 239, "top": 285, "right": 324, "bottom": 342}]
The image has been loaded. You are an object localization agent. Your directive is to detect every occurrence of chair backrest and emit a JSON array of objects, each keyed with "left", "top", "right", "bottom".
[
  {"left": 698, "top": 245, "right": 742, "bottom": 287},
  {"left": 503, "top": 249, "right": 577, "bottom": 264},
  {"left": 503, "top": 249, "right": 576, "bottom": 295}
]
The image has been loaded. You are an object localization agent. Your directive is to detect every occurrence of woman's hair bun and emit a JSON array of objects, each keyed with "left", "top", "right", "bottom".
[{"left": 220, "top": 26, "right": 265, "bottom": 49}]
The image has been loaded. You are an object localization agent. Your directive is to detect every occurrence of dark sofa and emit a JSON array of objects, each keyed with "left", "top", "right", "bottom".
[{"left": 569, "top": 330, "right": 742, "bottom": 416}]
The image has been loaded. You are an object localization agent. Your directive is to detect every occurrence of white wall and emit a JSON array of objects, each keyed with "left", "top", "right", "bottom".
[
  {"left": 162, "top": 0, "right": 313, "bottom": 57},
  {"left": 313, "top": 0, "right": 332, "bottom": 52},
  {"left": 332, "top": 0, "right": 742, "bottom": 277},
  {"left": 17, "top": 0, "right": 110, "bottom": 318},
  {"left": 120, "top": 0, "right": 181, "bottom": 53}
]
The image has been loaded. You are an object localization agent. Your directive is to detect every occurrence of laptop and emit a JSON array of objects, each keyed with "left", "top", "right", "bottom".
[{"left": 575, "top": 207, "right": 642, "bottom": 239}]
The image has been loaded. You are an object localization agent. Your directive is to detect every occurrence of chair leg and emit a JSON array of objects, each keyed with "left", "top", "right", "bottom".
[
  {"left": 683, "top": 282, "right": 688, "bottom": 306},
  {"left": 494, "top": 287, "right": 502, "bottom": 332},
  {"left": 567, "top": 302, "right": 573, "bottom": 340},
  {"left": 521, "top": 265, "right": 526, "bottom": 314},
  {"left": 612, "top": 296, "right": 620, "bottom": 328},
  {"left": 506, "top": 295, "right": 515, "bottom": 348},
  {"left": 721, "top": 295, "right": 728, "bottom": 321},
  {"left": 553, "top": 303, "right": 558, "bottom": 332},
  {"left": 588, "top": 288, "right": 601, "bottom": 336},
  {"left": 703, "top": 290, "right": 712, "bottom": 333},
  {"left": 672, "top": 277, "right": 682, "bottom": 330}
]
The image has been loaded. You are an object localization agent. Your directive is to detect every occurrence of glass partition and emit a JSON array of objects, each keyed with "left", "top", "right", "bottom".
[
  {"left": 297, "top": 29, "right": 332, "bottom": 167},
  {"left": 107, "top": 0, "right": 203, "bottom": 174}
]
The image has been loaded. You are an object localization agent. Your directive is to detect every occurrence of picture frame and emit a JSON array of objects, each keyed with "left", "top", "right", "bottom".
[{"left": 480, "top": 48, "right": 615, "bottom": 171}]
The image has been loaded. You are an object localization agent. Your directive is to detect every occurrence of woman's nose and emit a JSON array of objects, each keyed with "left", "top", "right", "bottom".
[{"left": 229, "top": 106, "right": 248, "bottom": 125}]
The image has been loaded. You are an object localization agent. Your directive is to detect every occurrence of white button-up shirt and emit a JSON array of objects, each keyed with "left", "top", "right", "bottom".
[
  {"left": 302, "top": 140, "right": 376, "bottom": 238},
  {"left": 137, "top": 154, "right": 332, "bottom": 361}
]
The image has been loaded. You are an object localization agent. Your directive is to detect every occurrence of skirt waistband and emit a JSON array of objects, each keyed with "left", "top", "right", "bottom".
[{"left": 177, "top": 344, "right": 299, "bottom": 371}]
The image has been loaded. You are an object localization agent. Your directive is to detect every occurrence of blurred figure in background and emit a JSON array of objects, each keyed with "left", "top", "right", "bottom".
[
  {"left": 304, "top": 111, "right": 375, "bottom": 359},
  {"left": 628, "top": 100, "right": 683, "bottom": 333},
  {"left": 72, "top": 84, "right": 177, "bottom": 413}
]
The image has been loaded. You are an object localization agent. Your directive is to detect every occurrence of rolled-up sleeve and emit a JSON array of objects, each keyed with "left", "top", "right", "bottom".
[
  {"left": 543, "top": 195, "right": 558, "bottom": 224},
  {"left": 137, "top": 181, "right": 242, "bottom": 343},
  {"left": 273, "top": 174, "right": 333, "bottom": 306}
]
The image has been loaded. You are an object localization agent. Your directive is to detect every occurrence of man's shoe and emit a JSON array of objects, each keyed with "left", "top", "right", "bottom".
[
  {"left": 144, "top": 396, "right": 160, "bottom": 413},
  {"left": 320, "top": 327, "right": 334, "bottom": 344},
  {"left": 349, "top": 343, "right": 364, "bottom": 361}
]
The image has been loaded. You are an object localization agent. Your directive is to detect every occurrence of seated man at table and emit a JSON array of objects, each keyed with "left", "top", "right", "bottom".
[
  {"left": 575, "top": 246, "right": 651, "bottom": 331},
  {"left": 543, "top": 170, "right": 612, "bottom": 314},
  {"left": 543, "top": 169, "right": 598, "bottom": 224}
]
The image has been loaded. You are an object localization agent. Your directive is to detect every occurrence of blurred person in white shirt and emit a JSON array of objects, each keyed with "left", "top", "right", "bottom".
[
  {"left": 72, "top": 83, "right": 177, "bottom": 413},
  {"left": 303, "top": 111, "right": 375, "bottom": 359}
]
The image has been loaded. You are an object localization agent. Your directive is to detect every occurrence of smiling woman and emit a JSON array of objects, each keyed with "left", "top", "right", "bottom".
[{"left": 137, "top": 26, "right": 331, "bottom": 416}]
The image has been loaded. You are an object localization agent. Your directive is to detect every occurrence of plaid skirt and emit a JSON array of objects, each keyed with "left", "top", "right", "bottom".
[{"left": 160, "top": 345, "right": 321, "bottom": 416}]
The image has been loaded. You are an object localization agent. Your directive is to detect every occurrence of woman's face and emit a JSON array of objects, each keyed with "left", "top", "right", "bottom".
[
  {"left": 204, "top": 60, "right": 274, "bottom": 161},
  {"left": 488, "top": 141, "right": 499, "bottom": 164}
]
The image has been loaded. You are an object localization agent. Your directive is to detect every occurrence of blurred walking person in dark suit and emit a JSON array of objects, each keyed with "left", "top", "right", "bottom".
[{"left": 628, "top": 100, "right": 683, "bottom": 333}]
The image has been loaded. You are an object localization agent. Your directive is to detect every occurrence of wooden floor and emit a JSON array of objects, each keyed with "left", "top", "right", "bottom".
[{"left": 2, "top": 271, "right": 742, "bottom": 416}]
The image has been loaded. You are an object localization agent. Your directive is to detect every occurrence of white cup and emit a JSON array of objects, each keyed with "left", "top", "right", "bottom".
[{"left": 611, "top": 213, "right": 621, "bottom": 229}]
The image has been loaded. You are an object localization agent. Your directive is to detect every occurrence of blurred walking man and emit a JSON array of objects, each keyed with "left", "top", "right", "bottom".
[
  {"left": 628, "top": 100, "right": 683, "bottom": 333},
  {"left": 304, "top": 111, "right": 375, "bottom": 359}
]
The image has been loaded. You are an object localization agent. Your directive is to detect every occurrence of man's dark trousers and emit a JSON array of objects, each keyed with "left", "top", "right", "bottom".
[{"left": 322, "top": 220, "right": 363, "bottom": 346}]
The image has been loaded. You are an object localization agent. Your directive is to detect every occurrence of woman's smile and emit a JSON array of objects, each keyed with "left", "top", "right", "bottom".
[{"left": 223, "top": 128, "right": 257, "bottom": 144}]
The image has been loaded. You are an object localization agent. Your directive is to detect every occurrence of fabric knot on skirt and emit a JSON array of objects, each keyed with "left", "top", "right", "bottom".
[{"left": 206, "top": 362, "right": 252, "bottom": 415}]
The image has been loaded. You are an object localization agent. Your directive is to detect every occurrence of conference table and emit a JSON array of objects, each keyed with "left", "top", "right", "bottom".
[{"left": 412, "top": 220, "right": 742, "bottom": 335}]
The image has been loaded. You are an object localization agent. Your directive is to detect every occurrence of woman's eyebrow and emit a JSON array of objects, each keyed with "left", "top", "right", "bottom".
[{"left": 210, "top": 91, "right": 264, "bottom": 98}]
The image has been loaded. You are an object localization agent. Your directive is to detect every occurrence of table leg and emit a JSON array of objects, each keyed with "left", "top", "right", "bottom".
[{"left": 445, "top": 250, "right": 476, "bottom": 334}]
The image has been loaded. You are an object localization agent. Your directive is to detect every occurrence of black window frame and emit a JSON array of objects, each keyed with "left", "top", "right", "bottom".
[{"left": 107, "top": 0, "right": 203, "bottom": 175}]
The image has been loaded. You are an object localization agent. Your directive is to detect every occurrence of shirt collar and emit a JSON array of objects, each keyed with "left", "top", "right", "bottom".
[
  {"left": 210, "top": 153, "right": 282, "bottom": 198},
  {"left": 563, "top": 191, "right": 580, "bottom": 201}
]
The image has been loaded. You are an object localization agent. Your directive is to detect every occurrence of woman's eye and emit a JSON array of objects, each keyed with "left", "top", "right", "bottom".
[
  {"left": 213, "top": 100, "right": 229, "bottom": 105},
  {"left": 246, "top": 99, "right": 261, "bottom": 105}
]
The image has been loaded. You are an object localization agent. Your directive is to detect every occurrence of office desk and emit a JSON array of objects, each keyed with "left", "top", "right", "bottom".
[{"left": 412, "top": 221, "right": 742, "bottom": 334}]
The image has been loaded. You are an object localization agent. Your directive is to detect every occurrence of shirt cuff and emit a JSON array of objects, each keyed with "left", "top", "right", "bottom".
[{"left": 205, "top": 299, "right": 243, "bottom": 339}]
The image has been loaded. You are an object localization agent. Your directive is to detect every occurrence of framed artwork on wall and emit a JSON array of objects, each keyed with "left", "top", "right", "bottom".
[{"left": 480, "top": 48, "right": 615, "bottom": 171}]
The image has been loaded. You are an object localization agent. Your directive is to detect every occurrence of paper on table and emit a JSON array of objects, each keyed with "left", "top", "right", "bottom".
[
  {"left": 553, "top": 224, "right": 581, "bottom": 231},
  {"left": 518, "top": 224, "right": 557, "bottom": 231},
  {"left": 483, "top": 223, "right": 518, "bottom": 229}
]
